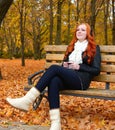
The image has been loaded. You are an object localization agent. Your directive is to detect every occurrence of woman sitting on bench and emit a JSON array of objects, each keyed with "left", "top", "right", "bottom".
[{"left": 6, "top": 23, "right": 101, "bottom": 130}]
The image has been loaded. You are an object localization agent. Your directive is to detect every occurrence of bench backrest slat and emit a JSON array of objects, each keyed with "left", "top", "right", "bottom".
[
  {"left": 102, "top": 55, "right": 115, "bottom": 63},
  {"left": 99, "top": 45, "right": 115, "bottom": 53},
  {"left": 46, "top": 54, "right": 64, "bottom": 61},
  {"left": 93, "top": 74, "right": 115, "bottom": 82},
  {"left": 45, "top": 45, "right": 67, "bottom": 52},
  {"left": 45, "top": 45, "right": 115, "bottom": 53},
  {"left": 101, "top": 64, "right": 115, "bottom": 72},
  {"left": 45, "top": 45, "right": 115, "bottom": 83},
  {"left": 46, "top": 54, "right": 115, "bottom": 63}
]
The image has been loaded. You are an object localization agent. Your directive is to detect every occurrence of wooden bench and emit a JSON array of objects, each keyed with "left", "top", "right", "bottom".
[{"left": 26, "top": 45, "right": 115, "bottom": 110}]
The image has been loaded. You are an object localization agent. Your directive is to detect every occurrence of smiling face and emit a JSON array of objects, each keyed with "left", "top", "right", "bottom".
[{"left": 76, "top": 24, "right": 87, "bottom": 42}]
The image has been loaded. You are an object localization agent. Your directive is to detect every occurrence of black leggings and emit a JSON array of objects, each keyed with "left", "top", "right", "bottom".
[{"left": 35, "top": 65, "right": 82, "bottom": 109}]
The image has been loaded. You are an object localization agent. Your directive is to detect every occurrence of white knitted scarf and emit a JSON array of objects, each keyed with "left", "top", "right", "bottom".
[{"left": 69, "top": 40, "right": 88, "bottom": 64}]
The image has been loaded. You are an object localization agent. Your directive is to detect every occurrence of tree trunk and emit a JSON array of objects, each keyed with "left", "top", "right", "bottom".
[
  {"left": 104, "top": 0, "right": 109, "bottom": 45},
  {"left": 31, "top": 7, "right": 38, "bottom": 59},
  {"left": 83, "top": 0, "right": 87, "bottom": 21},
  {"left": 76, "top": 0, "right": 80, "bottom": 21},
  {"left": 20, "top": 0, "right": 26, "bottom": 66},
  {"left": 90, "top": 0, "right": 96, "bottom": 32},
  {"left": 0, "top": 0, "right": 13, "bottom": 25},
  {"left": 0, "top": 68, "right": 2, "bottom": 80},
  {"left": 112, "top": 0, "right": 115, "bottom": 45},
  {"left": 49, "top": 0, "right": 53, "bottom": 45},
  {"left": 66, "top": 0, "right": 71, "bottom": 45},
  {"left": 34, "top": 20, "right": 41, "bottom": 60},
  {"left": 55, "top": 0, "right": 63, "bottom": 45},
  {"left": 90, "top": 0, "right": 105, "bottom": 32}
]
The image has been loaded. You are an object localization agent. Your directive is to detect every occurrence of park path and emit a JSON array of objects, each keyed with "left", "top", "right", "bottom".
[
  {"left": 0, "top": 122, "right": 49, "bottom": 130},
  {"left": 0, "top": 125, "right": 49, "bottom": 130}
]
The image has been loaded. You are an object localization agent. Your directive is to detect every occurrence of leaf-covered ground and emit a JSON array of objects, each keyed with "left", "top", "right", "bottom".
[{"left": 0, "top": 59, "right": 115, "bottom": 130}]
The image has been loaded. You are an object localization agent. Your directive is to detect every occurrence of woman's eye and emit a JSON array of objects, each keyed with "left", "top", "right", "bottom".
[
  {"left": 81, "top": 29, "right": 86, "bottom": 31},
  {"left": 76, "top": 28, "right": 86, "bottom": 32}
]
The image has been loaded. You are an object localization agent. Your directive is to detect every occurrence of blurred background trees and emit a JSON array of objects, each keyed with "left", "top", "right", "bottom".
[{"left": 0, "top": 0, "right": 114, "bottom": 60}]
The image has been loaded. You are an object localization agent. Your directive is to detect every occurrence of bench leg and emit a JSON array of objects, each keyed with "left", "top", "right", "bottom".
[{"left": 33, "top": 90, "right": 48, "bottom": 110}]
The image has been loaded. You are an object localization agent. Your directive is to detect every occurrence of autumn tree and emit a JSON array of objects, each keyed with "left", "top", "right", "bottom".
[
  {"left": 19, "top": 0, "right": 26, "bottom": 66},
  {"left": 49, "top": 0, "right": 53, "bottom": 45},
  {"left": 83, "top": 0, "right": 88, "bottom": 21},
  {"left": 0, "top": 0, "right": 13, "bottom": 79},
  {"left": 55, "top": 0, "right": 64, "bottom": 45},
  {"left": 90, "top": 0, "right": 104, "bottom": 32},
  {"left": 30, "top": 13, "right": 47, "bottom": 59},
  {"left": 103, "top": 0, "right": 109, "bottom": 45},
  {"left": 2, "top": 22, "right": 14, "bottom": 59},
  {"left": 75, "top": 0, "right": 80, "bottom": 21},
  {"left": 112, "top": 0, "right": 115, "bottom": 45},
  {"left": 26, "top": 0, "right": 48, "bottom": 59},
  {"left": 66, "top": 0, "right": 71, "bottom": 45},
  {"left": 0, "top": 68, "right": 2, "bottom": 80},
  {"left": 30, "top": 6, "right": 40, "bottom": 59}
]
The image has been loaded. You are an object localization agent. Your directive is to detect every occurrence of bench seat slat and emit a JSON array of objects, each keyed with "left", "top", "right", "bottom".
[{"left": 60, "top": 88, "right": 115, "bottom": 98}]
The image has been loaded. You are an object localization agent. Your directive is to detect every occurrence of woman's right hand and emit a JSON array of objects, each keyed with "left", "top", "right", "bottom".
[{"left": 63, "top": 62, "right": 68, "bottom": 68}]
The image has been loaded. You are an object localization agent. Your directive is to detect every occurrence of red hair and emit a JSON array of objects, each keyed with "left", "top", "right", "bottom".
[{"left": 64, "top": 23, "right": 96, "bottom": 64}]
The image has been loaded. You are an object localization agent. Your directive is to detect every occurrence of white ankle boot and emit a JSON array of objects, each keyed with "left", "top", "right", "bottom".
[
  {"left": 49, "top": 109, "right": 61, "bottom": 130},
  {"left": 6, "top": 87, "right": 40, "bottom": 111}
]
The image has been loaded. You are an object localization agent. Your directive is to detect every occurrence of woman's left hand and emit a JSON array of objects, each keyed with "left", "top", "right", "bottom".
[{"left": 68, "top": 62, "right": 80, "bottom": 70}]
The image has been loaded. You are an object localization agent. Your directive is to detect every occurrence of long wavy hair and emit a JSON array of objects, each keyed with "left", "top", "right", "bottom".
[{"left": 64, "top": 23, "right": 96, "bottom": 64}]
